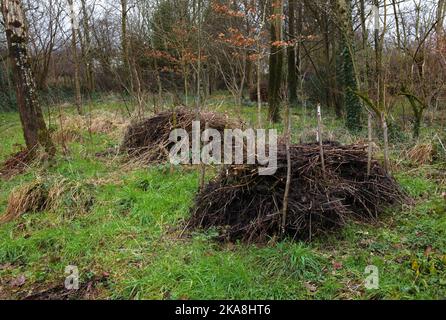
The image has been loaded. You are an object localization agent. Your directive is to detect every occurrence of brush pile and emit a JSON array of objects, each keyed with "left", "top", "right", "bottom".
[
  {"left": 0, "top": 150, "right": 33, "bottom": 180},
  {"left": 121, "top": 108, "right": 238, "bottom": 163},
  {"left": 189, "top": 142, "right": 407, "bottom": 242}
]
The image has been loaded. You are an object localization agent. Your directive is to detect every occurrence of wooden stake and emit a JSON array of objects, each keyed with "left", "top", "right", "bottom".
[
  {"left": 281, "top": 101, "right": 292, "bottom": 235},
  {"left": 381, "top": 114, "right": 390, "bottom": 174},
  {"left": 199, "top": 122, "right": 208, "bottom": 191},
  {"left": 316, "top": 104, "right": 326, "bottom": 178},
  {"left": 367, "top": 112, "right": 373, "bottom": 176}
]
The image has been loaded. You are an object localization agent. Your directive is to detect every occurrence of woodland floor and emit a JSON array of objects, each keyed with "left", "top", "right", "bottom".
[{"left": 0, "top": 93, "right": 445, "bottom": 300}]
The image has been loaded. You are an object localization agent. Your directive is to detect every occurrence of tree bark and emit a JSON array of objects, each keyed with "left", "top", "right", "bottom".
[
  {"left": 268, "top": 0, "right": 284, "bottom": 123},
  {"left": 80, "top": 0, "right": 95, "bottom": 95},
  {"left": 338, "top": 0, "right": 362, "bottom": 131},
  {"left": 287, "top": 0, "right": 297, "bottom": 105},
  {"left": 1, "top": 0, "right": 54, "bottom": 156},
  {"left": 68, "top": 0, "right": 82, "bottom": 115},
  {"left": 120, "top": 0, "right": 133, "bottom": 93}
]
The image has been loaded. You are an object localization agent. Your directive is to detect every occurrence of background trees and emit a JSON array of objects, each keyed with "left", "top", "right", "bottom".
[{"left": 0, "top": 0, "right": 444, "bottom": 131}]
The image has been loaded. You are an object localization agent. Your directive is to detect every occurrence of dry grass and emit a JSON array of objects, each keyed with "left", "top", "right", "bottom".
[
  {"left": 46, "top": 178, "right": 94, "bottom": 218},
  {"left": 53, "top": 110, "right": 129, "bottom": 146},
  {"left": 0, "top": 176, "right": 95, "bottom": 224},
  {"left": 52, "top": 128, "right": 83, "bottom": 145},
  {"left": 0, "top": 179, "right": 48, "bottom": 224},
  {"left": 406, "top": 143, "right": 435, "bottom": 165},
  {"left": 89, "top": 111, "right": 129, "bottom": 137}
]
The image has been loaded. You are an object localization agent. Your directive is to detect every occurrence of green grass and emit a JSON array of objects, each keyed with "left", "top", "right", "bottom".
[{"left": 0, "top": 96, "right": 445, "bottom": 299}]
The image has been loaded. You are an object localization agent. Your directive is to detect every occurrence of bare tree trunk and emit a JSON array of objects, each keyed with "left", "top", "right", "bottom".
[
  {"left": 80, "top": 0, "right": 95, "bottom": 95},
  {"left": 268, "top": 0, "right": 284, "bottom": 123},
  {"left": 257, "top": 52, "right": 262, "bottom": 128},
  {"left": 121, "top": 0, "right": 133, "bottom": 94},
  {"left": 437, "top": 0, "right": 446, "bottom": 51},
  {"left": 359, "top": 0, "right": 370, "bottom": 90},
  {"left": 437, "top": 0, "right": 446, "bottom": 36},
  {"left": 373, "top": 0, "right": 390, "bottom": 173},
  {"left": 1, "top": 0, "right": 54, "bottom": 156},
  {"left": 287, "top": 0, "right": 298, "bottom": 105},
  {"left": 68, "top": 0, "right": 82, "bottom": 115},
  {"left": 391, "top": 0, "right": 402, "bottom": 49},
  {"left": 184, "top": 65, "right": 189, "bottom": 106},
  {"left": 321, "top": 11, "right": 341, "bottom": 117},
  {"left": 374, "top": 0, "right": 385, "bottom": 110},
  {"left": 196, "top": 0, "right": 205, "bottom": 190},
  {"left": 296, "top": 0, "right": 303, "bottom": 104}
]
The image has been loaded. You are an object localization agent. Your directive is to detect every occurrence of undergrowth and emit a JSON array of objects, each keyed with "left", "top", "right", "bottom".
[{"left": 0, "top": 96, "right": 445, "bottom": 299}]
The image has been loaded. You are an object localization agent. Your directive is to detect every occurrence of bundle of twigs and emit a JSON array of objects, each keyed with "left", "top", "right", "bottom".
[
  {"left": 0, "top": 149, "right": 34, "bottom": 180},
  {"left": 189, "top": 142, "right": 408, "bottom": 243},
  {"left": 120, "top": 108, "right": 238, "bottom": 163}
]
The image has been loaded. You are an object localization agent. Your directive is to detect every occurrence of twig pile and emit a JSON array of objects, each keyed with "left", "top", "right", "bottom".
[
  {"left": 120, "top": 108, "right": 237, "bottom": 163},
  {"left": 0, "top": 149, "right": 34, "bottom": 180},
  {"left": 189, "top": 143, "right": 407, "bottom": 242}
]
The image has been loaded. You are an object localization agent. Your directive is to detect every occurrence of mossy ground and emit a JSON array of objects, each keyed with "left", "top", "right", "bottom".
[{"left": 0, "top": 94, "right": 445, "bottom": 299}]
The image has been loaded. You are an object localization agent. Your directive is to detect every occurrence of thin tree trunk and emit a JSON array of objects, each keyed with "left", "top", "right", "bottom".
[
  {"left": 257, "top": 52, "right": 262, "bottom": 128},
  {"left": 437, "top": 0, "right": 445, "bottom": 51},
  {"left": 359, "top": 0, "right": 370, "bottom": 90},
  {"left": 121, "top": 0, "right": 133, "bottom": 94},
  {"left": 80, "top": 0, "right": 95, "bottom": 95},
  {"left": 296, "top": 1, "right": 303, "bottom": 104},
  {"left": 68, "top": 0, "right": 82, "bottom": 115},
  {"left": 391, "top": 0, "right": 402, "bottom": 49},
  {"left": 196, "top": 0, "right": 205, "bottom": 190},
  {"left": 287, "top": 0, "right": 297, "bottom": 105},
  {"left": 268, "top": 0, "right": 284, "bottom": 123},
  {"left": 374, "top": 0, "right": 385, "bottom": 109}
]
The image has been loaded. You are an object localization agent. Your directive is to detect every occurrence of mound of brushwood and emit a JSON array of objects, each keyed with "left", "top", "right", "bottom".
[
  {"left": 190, "top": 143, "right": 407, "bottom": 243},
  {"left": 0, "top": 177, "right": 95, "bottom": 224},
  {"left": 120, "top": 109, "right": 238, "bottom": 163},
  {"left": 0, "top": 149, "right": 35, "bottom": 180}
]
